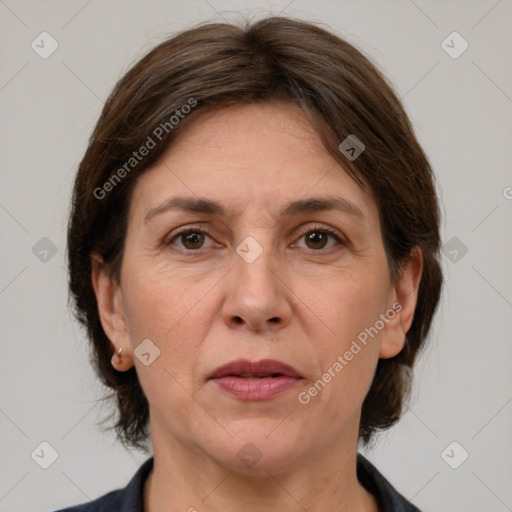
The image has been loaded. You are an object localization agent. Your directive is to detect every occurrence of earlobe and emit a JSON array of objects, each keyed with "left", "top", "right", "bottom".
[
  {"left": 91, "top": 254, "right": 134, "bottom": 370},
  {"left": 110, "top": 346, "right": 133, "bottom": 372},
  {"left": 379, "top": 246, "right": 423, "bottom": 359}
]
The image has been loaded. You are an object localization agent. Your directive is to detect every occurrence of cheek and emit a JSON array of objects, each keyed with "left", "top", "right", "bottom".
[
  {"left": 301, "top": 269, "right": 390, "bottom": 348},
  {"left": 120, "top": 266, "right": 209, "bottom": 418},
  {"left": 120, "top": 257, "right": 221, "bottom": 382},
  {"left": 295, "top": 270, "right": 388, "bottom": 405},
  {"left": 121, "top": 255, "right": 204, "bottom": 339}
]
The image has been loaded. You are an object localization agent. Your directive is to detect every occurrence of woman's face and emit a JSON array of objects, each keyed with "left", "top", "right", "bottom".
[{"left": 97, "top": 101, "right": 420, "bottom": 473}]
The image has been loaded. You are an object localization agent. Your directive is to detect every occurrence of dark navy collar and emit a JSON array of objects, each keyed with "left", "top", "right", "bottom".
[
  {"left": 54, "top": 457, "right": 154, "bottom": 512},
  {"left": 357, "top": 454, "right": 421, "bottom": 511},
  {"left": 56, "top": 453, "right": 420, "bottom": 511}
]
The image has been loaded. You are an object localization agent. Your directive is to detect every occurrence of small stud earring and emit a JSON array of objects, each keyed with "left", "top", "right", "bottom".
[{"left": 111, "top": 347, "right": 122, "bottom": 368}]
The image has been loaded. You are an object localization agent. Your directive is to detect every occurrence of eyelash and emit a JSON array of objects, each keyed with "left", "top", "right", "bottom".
[{"left": 164, "top": 224, "right": 345, "bottom": 253}]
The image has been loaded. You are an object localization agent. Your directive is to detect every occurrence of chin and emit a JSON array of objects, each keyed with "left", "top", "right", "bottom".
[{"left": 205, "top": 417, "right": 307, "bottom": 475}]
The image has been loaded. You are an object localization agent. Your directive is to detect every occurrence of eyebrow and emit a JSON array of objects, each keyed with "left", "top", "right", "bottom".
[{"left": 144, "top": 195, "right": 365, "bottom": 224}]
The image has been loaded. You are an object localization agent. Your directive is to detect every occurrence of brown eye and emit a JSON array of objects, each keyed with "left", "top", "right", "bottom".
[
  {"left": 166, "top": 229, "right": 213, "bottom": 251},
  {"left": 294, "top": 226, "right": 343, "bottom": 251},
  {"left": 305, "top": 231, "right": 329, "bottom": 249},
  {"left": 180, "top": 231, "right": 205, "bottom": 250}
]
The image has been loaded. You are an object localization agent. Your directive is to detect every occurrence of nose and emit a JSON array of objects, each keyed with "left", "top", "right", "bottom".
[{"left": 221, "top": 241, "right": 292, "bottom": 334}]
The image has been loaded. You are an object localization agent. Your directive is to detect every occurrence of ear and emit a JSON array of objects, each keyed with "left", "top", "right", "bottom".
[
  {"left": 379, "top": 246, "right": 423, "bottom": 359},
  {"left": 91, "top": 254, "right": 133, "bottom": 371}
]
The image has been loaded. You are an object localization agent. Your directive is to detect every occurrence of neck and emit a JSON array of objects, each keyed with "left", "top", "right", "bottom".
[{"left": 143, "top": 419, "right": 378, "bottom": 512}]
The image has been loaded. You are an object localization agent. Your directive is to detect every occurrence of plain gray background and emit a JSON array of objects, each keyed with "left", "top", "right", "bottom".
[{"left": 1, "top": 1, "right": 511, "bottom": 511}]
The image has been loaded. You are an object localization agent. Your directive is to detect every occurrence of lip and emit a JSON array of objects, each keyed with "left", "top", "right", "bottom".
[{"left": 208, "top": 358, "right": 303, "bottom": 401}]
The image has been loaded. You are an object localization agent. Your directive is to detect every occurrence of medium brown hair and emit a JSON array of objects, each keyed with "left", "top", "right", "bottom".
[{"left": 67, "top": 16, "right": 443, "bottom": 451}]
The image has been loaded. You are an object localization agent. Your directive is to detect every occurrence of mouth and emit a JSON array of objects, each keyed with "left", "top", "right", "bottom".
[{"left": 208, "top": 359, "right": 303, "bottom": 401}]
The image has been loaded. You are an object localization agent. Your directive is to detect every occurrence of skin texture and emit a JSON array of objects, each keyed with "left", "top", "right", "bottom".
[{"left": 92, "top": 102, "right": 422, "bottom": 512}]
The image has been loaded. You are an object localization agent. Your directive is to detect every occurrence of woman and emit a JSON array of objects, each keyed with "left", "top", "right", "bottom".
[{"left": 59, "top": 16, "right": 442, "bottom": 512}]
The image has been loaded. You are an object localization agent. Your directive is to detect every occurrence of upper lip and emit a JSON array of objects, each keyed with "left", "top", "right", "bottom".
[{"left": 208, "top": 358, "right": 303, "bottom": 379}]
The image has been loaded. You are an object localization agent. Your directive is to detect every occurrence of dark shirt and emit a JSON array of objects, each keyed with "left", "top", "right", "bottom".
[{"left": 55, "top": 454, "right": 420, "bottom": 512}]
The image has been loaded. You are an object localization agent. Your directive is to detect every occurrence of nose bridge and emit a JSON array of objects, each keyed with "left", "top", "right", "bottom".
[
  {"left": 233, "top": 231, "right": 280, "bottom": 300},
  {"left": 222, "top": 230, "right": 291, "bottom": 331}
]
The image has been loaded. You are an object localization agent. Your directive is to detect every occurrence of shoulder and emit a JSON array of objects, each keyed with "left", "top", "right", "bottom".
[
  {"left": 53, "top": 489, "right": 123, "bottom": 512},
  {"left": 53, "top": 457, "right": 154, "bottom": 512},
  {"left": 356, "top": 453, "right": 422, "bottom": 512}
]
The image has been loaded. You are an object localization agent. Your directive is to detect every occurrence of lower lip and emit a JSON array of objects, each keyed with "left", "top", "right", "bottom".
[{"left": 210, "top": 376, "right": 301, "bottom": 400}]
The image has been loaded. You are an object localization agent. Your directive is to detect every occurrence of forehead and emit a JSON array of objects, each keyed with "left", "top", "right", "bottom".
[{"left": 128, "top": 102, "right": 378, "bottom": 227}]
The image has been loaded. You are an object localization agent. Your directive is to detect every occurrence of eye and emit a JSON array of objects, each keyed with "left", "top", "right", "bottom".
[
  {"left": 293, "top": 225, "right": 344, "bottom": 251},
  {"left": 165, "top": 225, "right": 345, "bottom": 253},
  {"left": 165, "top": 228, "right": 214, "bottom": 251}
]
